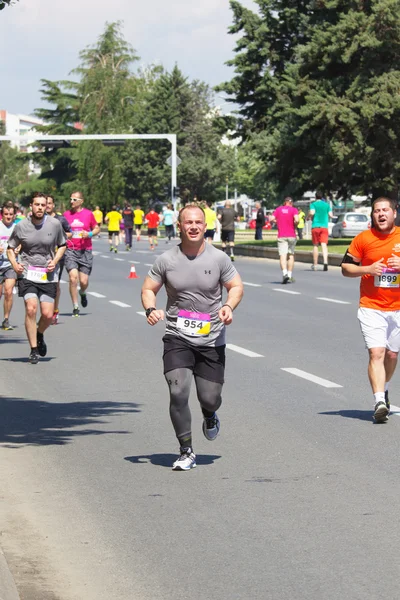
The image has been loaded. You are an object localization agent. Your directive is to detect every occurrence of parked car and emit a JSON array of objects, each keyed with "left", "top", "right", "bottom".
[
  {"left": 331, "top": 212, "right": 370, "bottom": 238},
  {"left": 248, "top": 219, "right": 272, "bottom": 230},
  {"left": 328, "top": 216, "right": 338, "bottom": 237}
]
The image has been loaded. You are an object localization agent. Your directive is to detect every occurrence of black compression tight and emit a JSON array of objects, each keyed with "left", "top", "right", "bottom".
[{"left": 165, "top": 368, "right": 223, "bottom": 441}]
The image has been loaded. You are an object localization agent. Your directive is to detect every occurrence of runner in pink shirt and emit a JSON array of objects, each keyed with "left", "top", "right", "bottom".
[
  {"left": 63, "top": 191, "right": 100, "bottom": 317},
  {"left": 270, "top": 197, "right": 299, "bottom": 284}
]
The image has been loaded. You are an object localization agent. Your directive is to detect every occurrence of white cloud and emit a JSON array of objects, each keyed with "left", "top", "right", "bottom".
[{"left": 0, "top": 0, "right": 257, "bottom": 114}]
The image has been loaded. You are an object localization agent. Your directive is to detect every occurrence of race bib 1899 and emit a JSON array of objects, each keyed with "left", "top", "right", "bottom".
[
  {"left": 375, "top": 268, "right": 400, "bottom": 288},
  {"left": 176, "top": 310, "right": 211, "bottom": 337},
  {"left": 26, "top": 266, "right": 48, "bottom": 283}
]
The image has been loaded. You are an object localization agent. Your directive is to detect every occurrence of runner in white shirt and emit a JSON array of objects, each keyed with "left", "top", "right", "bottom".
[{"left": 0, "top": 201, "right": 17, "bottom": 330}]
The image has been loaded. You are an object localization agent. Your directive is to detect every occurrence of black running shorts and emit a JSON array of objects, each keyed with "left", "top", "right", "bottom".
[
  {"left": 18, "top": 279, "right": 57, "bottom": 301},
  {"left": 163, "top": 335, "right": 226, "bottom": 384},
  {"left": 148, "top": 228, "right": 158, "bottom": 236},
  {"left": 221, "top": 230, "right": 235, "bottom": 243}
]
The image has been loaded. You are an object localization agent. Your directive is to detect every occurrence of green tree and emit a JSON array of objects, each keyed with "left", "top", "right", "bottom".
[
  {"left": 0, "top": 122, "right": 30, "bottom": 202},
  {"left": 220, "top": 0, "right": 400, "bottom": 199},
  {"left": 0, "top": 0, "right": 17, "bottom": 9},
  {"left": 72, "top": 21, "right": 140, "bottom": 208},
  {"left": 123, "top": 66, "right": 229, "bottom": 204},
  {"left": 281, "top": 0, "right": 400, "bottom": 198},
  {"left": 33, "top": 79, "right": 79, "bottom": 204}
]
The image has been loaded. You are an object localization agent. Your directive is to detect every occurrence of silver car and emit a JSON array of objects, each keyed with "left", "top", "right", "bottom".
[{"left": 331, "top": 212, "right": 370, "bottom": 238}]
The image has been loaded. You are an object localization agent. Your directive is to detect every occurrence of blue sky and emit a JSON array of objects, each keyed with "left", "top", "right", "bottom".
[{"left": 0, "top": 0, "right": 256, "bottom": 116}]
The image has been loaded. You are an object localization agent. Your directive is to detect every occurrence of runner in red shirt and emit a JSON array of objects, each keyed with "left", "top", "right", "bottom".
[{"left": 145, "top": 209, "right": 161, "bottom": 250}]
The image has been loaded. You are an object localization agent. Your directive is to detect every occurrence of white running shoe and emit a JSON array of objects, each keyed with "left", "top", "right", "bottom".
[
  {"left": 172, "top": 448, "right": 196, "bottom": 471},
  {"left": 374, "top": 401, "right": 389, "bottom": 423},
  {"left": 202, "top": 412, "right": 220, "bottom": 441}
]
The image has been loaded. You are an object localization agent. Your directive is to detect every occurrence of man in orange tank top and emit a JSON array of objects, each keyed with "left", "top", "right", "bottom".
[{"left": 342, "top": 197, "right": 400, "bottom": 423}]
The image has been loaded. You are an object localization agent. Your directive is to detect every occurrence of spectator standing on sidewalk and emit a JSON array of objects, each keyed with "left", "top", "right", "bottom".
[
  {"left": 218, "top": 200, "right": 238, "bottom": 262},
  {"left": 309, "top": 192, "right": 333, "bottom": 271},
  {"left": 254, "top": 202, "right": 265, "bottom": 241},
  {"left": 297, "top": 207, "right": 306, "bottom": 240},
  {"left": 270, "top": 197, "right": 299, "bottom": 284}
]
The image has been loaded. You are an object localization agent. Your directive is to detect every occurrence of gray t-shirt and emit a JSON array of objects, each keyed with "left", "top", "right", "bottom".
[
  {"left": 0, "top": 220, "right": 16, "bottom": 270},
  {"left": 149, "top": 243, "right": 237, "bottom": 347},
  {"left": 8, "top": 215, "right": 66, "bottom": 283},
  {"left": 219, "top": 207, "right": 237, "bottom": 231}
]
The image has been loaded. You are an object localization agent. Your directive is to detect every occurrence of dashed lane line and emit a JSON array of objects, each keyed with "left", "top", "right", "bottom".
[
  {"left": 273, "top": 288, "right": 301, "bottom": 295},
  {"left": 129, "top": 261, "right": 141, "bottom": 264},
  {"left": 145, "top": 263, "right": 153, "bottom": 267},
  {"left": 317, "top": 297, "right": 351, "bottom": 305},
  {"left": 101, "top": 255, "right": 110, "bottom": 259},
  {"left": 226, "top": 344, "right": 264, "bottom": 358},
  {"left": 243, "top": 282, "right": 262, "bottom": 287},
  {"left": 114, "top": 258, "right": 125, "bottom": 262},
  {"left": 137, "top": 311, "right": 146, "bottom": 317},
  {"left": 281, "top": 368, "right": 342, "bottom": 388},
  {"left": 109, "top": 300, "right": 131, "bottom": 308},
  {"left": 87, "top": 292, "right": 106, "bottom": 298}
]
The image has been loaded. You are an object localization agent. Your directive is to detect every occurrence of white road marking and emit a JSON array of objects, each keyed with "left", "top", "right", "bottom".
[
  {"left": 317, "top": 297, "right": 351, "bottom": 305},
  {"left": 129, "top": 260, "right": 141, "bottom": 264},
  {"left": 226, "top": 344, "right": 264, "bottom": 358},
  {"left": 101, "top": 255, "right": 110, "bottom": 259},
  {"left": 391, "top": 405, "right": 400, "bottom": 417},
  {"left": 273, "top": 288, "right": 301, "bottom": 295},
  {"left": 243, "top": 282, "right": 262, "bottom": 287},
  {"left": 88, "top": 292, "right": 106, "bottom": 298},
  {"left": 145, "top": 263, "right": 153, "bottom": 267},
  {"left": 109, "top": 301, "right": 131, "bottom": 308},
  {"left": 92, "top": 251, "right": 100, "bottom": 256},
  {"left": 60, "top": 279, "right": 67, "bottom": 284},
  {"left": 114, "top": 258, "right": 125, "bottom": 262},
  {"left": 136, "top": 250, "right": 152, "bottom": 254},
  {"left": 137, "top": 311, "right": 146, "bottom": 317},
  {"left": 281, "top": 368, "right": 342, "bottom": 388}
]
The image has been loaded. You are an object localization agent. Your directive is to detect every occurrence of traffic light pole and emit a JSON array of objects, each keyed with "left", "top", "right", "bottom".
[{"left": 0, "top": 132, "right": 178, "bottom": 206}]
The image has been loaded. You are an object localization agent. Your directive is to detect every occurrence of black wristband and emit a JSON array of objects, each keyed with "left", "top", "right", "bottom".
[
  {"left": 145, "top": 307, "right": 156, "bottom": 318},
  {"left": 222, "top": 304, "right": 233, "bottom": 311}
]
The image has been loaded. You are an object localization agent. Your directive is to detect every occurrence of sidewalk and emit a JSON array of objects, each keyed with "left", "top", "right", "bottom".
[
  {"left": 0, "top": 547, "right": 20, "bottom": 600},
  {"left": 216, "top": 243, "right": 344, "bottom": 266}
]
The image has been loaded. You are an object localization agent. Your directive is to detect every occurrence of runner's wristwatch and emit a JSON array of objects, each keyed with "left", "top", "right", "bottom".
[{"left": 145, "top": 307, "right": 156, "bottom": 318}]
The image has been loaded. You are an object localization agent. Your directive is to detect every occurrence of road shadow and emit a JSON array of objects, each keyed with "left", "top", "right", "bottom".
[
  {"left": 319, "top": 409, "right": 375, "bottom": 422},
  {"left": 58, "top": 312, "right": 91, "bottom": 317},
  {"left": 0, "top": 336, "right": 25, "bottom": 344},
  {"left": 0, "top": 356, "right": 55, "bottom": 363},
  {"left": 124, "top": 453, "right": 221, "bottom": 469},
  {"left": 0, "top": 396, "right": 141, "bottom": 447}
]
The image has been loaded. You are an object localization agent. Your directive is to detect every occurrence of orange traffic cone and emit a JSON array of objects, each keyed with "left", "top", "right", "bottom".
[{"left": 128, "top": 265, "right": 139, "bottom": 279}]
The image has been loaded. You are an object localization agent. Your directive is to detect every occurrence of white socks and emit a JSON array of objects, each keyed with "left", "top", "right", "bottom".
[{"left": 374, "top": 392, "right": 385, "bottom": 406}]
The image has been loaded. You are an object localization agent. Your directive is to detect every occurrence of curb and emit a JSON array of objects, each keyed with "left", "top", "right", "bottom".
[
  {"left": 0, "top": 547, "right": 20, "bottom": 600},
  {"left": 216, "top": 244, "right": 344, "bottom": 267}
]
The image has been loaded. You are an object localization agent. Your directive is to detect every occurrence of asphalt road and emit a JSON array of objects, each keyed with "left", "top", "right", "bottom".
[{"left": 1, "top": 236, "right": 400, "bottom": 600}]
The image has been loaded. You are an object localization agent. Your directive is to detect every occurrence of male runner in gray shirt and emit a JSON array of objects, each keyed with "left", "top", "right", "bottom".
[
  {"left": 141, "top": 204, "right": 244, "bottom": 470},
  {"left": 218, "top": 200, "right": 238, "bottom": 262},
  {"left": 8, "top": 192, "right": 66, "bottom": 364}
]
